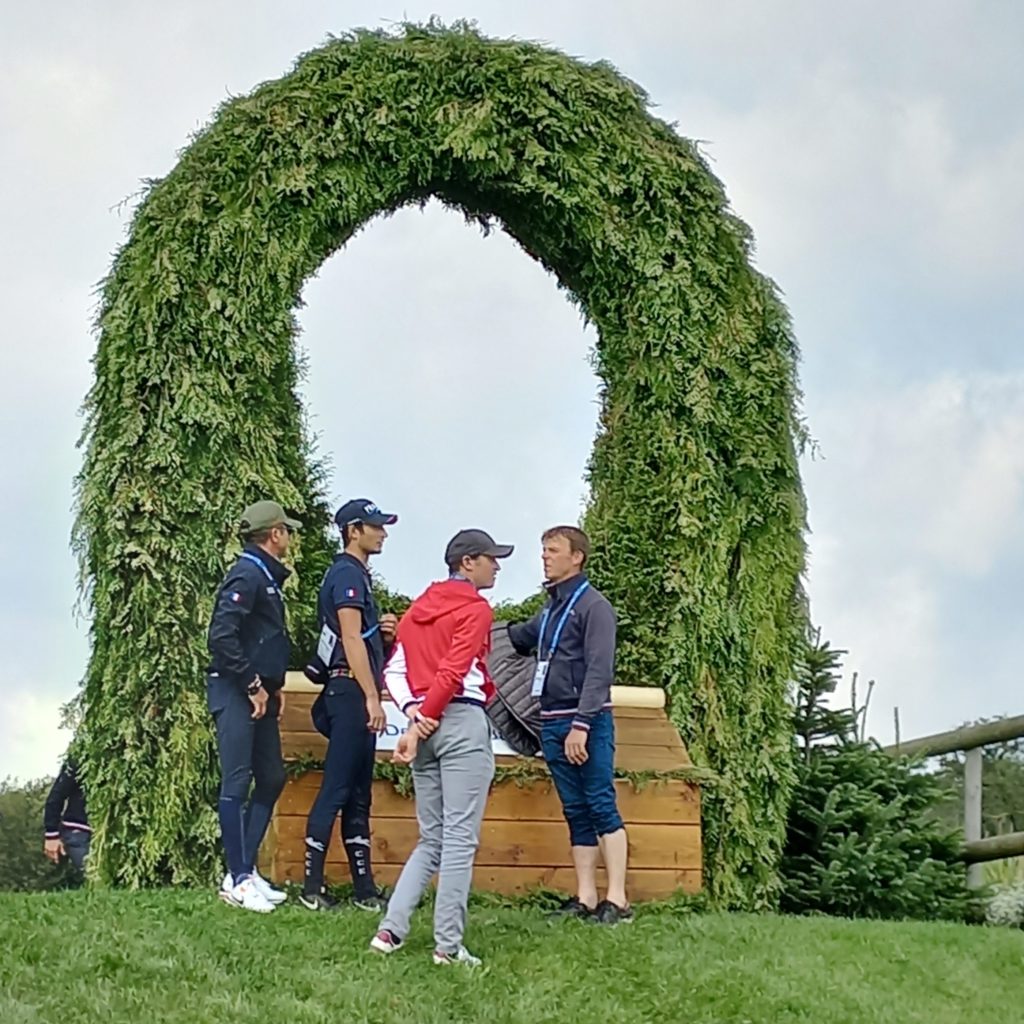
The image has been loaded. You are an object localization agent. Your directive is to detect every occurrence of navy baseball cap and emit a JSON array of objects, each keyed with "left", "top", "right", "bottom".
[{"left": 334, "top": 498, "right": 398, "bottom": 528}]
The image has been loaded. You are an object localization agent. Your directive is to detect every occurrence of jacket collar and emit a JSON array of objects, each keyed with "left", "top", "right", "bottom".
[
  {"left": 545, "top": 572, "right": 588, "bottom": 602},
  {"left": 243, "top": 544, "right": 291, "bottom": 585}
]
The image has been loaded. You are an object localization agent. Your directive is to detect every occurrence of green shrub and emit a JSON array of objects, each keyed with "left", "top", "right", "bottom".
[
  {"left": 781, "top": 636, "right": 971, "bottom": 921},
  {"left": 0, "top": 778, "right": 77, "bottom": 892}
]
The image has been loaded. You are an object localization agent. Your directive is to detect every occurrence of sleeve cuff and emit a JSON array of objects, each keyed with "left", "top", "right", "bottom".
[
  {"left": 44, "top": 831, "right": 60, "bottom": 839},
  {"left": 571, "top": 718, "right": 592, "bottom": 731}
]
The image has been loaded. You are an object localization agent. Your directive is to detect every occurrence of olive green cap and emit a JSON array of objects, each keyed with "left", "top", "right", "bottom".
[{"left": 239, "top": 500, "right": 301, "bottom": 534}]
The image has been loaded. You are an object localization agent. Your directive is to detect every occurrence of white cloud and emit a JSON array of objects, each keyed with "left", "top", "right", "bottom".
[
  {"left": 1, "top": 688, "right": 71, "bottom": 783},
  {"left": 805, "top": 371, "right": 1024, "bottom": 742}
]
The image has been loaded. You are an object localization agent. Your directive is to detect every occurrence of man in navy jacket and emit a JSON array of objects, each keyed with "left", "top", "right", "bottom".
[
  {"left": 508, "top": 525, "right": 632, "bottom": 925},
  {"left": 43, "top": 758, "right": 90, "bottom": 875},
  {"left": 207, "top": 499, "right": 299, "bottom": 913}
]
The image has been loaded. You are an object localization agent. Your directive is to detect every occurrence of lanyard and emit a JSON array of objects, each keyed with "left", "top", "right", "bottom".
[
  {"left": 538, "top": 580, "right": 590, "bottom": 660},
  {"left": 241, "top": 551, "right": 281, "bottom": 597}
]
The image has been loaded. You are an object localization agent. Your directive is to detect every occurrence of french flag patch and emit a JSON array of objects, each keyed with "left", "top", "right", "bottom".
[
  {"left": 345, "top": 587, "right": 357, "bottom": 599},
  {"left": 230, "top": 592, "right": 242, "bottom": 603}
]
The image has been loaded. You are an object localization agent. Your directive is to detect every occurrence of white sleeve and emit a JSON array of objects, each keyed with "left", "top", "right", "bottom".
[{"left": 383, "top": 642, "right": 419, "bottom": 714}]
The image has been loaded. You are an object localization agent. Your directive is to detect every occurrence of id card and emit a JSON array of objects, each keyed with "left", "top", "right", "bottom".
[
  {"left": 530, "top": 659, "right": 550, "bottom": 698},
  {"left": 316, "top": 624, "right": 337, "bottom": 665}
]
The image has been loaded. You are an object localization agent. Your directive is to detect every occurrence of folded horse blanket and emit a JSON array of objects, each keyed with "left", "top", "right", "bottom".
[{"left": 485, "top": 622, "right": 542, "bottom": 756}]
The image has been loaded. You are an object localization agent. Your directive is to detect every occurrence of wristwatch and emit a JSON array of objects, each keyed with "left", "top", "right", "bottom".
[{"left": 247, "top": 677, "right": 263, "bottom": 696}]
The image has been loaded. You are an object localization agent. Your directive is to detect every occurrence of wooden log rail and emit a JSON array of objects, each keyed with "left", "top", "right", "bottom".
[{"left": 884, "top": 714, "right": 1024, "bottom": 886}]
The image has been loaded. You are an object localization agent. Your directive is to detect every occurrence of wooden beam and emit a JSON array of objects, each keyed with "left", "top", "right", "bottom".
[
  {"left": 962, "top": 831, "right": 1024, "bottom": 865},
  {"left": 882, "top": 714, "right": 1024, "bottom": 758}
]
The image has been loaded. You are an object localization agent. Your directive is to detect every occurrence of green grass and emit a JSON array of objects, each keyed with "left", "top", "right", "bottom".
[{"left": 1, "top": 890, "right": 1022, "bottom": 1024}]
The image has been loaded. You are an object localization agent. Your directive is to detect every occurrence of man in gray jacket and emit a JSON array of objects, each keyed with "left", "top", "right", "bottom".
[{"left": 508, "top": 525, "right": 632, "bottom": 925}]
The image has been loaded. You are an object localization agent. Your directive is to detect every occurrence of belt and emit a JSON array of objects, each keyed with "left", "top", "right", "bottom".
[{"left": 449, "top": 697, "right": 485, "bottom": 708}]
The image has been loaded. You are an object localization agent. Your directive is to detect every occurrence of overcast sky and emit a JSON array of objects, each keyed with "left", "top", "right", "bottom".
[{"left": 2, "top": 1, "right": 1021, "bottom": 780}]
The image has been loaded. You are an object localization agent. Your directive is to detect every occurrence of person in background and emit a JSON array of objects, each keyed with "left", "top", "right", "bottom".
[
  {"left": 371, "top": 529, "right": 513, "bottom": 967},
  {"left": 507, "top": 526, "right": 632, "bottom": 925},
  {"left": 300, "top": 499, "right": 398, "bottom": 913},
  {"left": 206, "top": 499, "right": 299, "bottom": 913},
  {"left": 43, "top": 758, "right": 90, "bottom": 876}
]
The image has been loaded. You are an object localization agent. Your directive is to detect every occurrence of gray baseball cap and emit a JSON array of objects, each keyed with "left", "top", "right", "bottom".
[{"left": 444, "top": 529, "right": 514, "bottom": 566}]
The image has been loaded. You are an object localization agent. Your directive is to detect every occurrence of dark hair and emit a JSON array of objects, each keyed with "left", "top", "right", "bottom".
[
  {"left": 542, "top": 525, "right": 590, "bottom": 567},
  {"left": 446, "top": 552, "right": 472, "bottom": 574},
  {"left": 342, "top": 521, "right": 365, "bottom": 547},
  {"left": 243, "top": 527, "right": 274, "bottom": 545}
]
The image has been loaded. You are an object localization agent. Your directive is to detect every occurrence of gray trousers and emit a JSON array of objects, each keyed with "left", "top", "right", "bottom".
[{"left": 381, "top": 703, "right": 494, "bottom": 953}]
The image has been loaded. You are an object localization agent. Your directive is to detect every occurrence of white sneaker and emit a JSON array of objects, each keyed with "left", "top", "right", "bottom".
[
  {"left": 219, "top": 872, "right": 234, "bottom": 902},
  {"left": 251, "top": 870, "right": 288, "bottom": 905},
  {"left": 225, "top": 876, "right": 275, "bottom": 913},
  {"left": 433, "top": 945, "right": 482, "bottom": 967}
]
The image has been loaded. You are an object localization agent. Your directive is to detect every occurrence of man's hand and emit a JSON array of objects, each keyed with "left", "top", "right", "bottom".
[
  {"left": 380, "top": 613, "right": 399, "bottom": 644},
  {"left": 392, "top": 730, "right": 419, "bottom": 765},
  {"left": 277, "top": 690, "right": 286, "bottom": 722},
  {"left": 44, "top": 838, "right": 64, "bottom": 864},
  {"left": 413, "top": 713, "right": 439, "bottom": 739},
  {"left": 249, "top": 686, "right": 269, "bottom": 720},
  {"left": 366, "top": 695, "right": 387, "bottom": 734},
  {"left": 565, "top": 727, "right": 589, "bottom": 765}
]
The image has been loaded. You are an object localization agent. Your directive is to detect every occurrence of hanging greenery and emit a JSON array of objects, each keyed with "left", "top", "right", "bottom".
[
  {"left": 284, "top": 753, "right": 718, "bottom": 796},
  {"left": 74, "top": 21, "right": 807, "bottom": 905}
]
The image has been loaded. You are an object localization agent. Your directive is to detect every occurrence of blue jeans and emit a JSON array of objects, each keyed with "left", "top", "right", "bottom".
[
  {"left": 541, "top": 711, "right": 623, "bottom": 847},
  {"left": 62, "top": 827, "right": 90, "bottom": 874}
]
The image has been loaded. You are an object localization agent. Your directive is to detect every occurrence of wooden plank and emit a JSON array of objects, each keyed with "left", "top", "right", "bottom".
[
  {"left": 280, "top": 695, "right": 317, "bottom": 735},
  {"left": 283, "top": 732, "right": 328, "bottom": 758},
  {"left": 612, "top": 706, "right": 664, "bottom": 720},
  {"left": 614, "top": 744, "right": 690, "bottom": 771},
  {"left": 272, "top": 817, "right": 701, "bottom": 870},
  {"left": 271, "top": 861, "right": 700, "bottom": 900},
  {"left": 276, "top": 776, "right": 699, "bottom": 824},
  {"left": 615, "top": 717, "right": 686, "bottom": 748},
  {"left": 282, "top": 734, "right": 691, "bottom": 771},
  {"left": 282, "top": 700, "right": 678, "bottom": 736}
]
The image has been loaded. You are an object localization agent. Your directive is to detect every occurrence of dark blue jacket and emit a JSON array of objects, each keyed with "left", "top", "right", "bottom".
[
  {"left": 207, "top": 545, "right": 291, "bottom": 692},
  {"left": 43, "top": 760, "right": 89, "bottom": 838},
  {"left": 507, "top": 573, "right": 616, "bottom": 731}
]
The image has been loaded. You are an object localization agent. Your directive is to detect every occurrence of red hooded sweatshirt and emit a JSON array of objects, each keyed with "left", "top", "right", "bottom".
[{"left": 383, "top": 578, "right": 495, "bottom": 720}]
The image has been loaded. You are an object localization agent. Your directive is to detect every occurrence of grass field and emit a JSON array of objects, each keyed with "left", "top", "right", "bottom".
[{"left": 1, "top": 889, "right": 1022, "bottom": 1024}]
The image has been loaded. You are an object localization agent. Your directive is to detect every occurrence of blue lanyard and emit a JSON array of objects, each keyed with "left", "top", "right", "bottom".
[
  {"left": 241, "top": 551, "right": 281, "bottom": 597},
  {"left": 538, "top": 580, "right": 590, "bottom": 660}
]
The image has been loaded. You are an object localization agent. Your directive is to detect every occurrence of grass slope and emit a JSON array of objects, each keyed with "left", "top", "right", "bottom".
[{"left": 1, "top": 891, "right": 1021, "bottom": 1024}]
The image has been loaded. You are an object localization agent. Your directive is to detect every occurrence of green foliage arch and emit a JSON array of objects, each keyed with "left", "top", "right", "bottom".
[{"left": 75, "top": 23, "right": 807, "bottom": 908}]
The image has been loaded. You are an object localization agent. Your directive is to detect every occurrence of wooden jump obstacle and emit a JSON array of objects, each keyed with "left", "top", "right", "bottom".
[{"left": 268, "top": 673, "right": 703, "bottom": 901}]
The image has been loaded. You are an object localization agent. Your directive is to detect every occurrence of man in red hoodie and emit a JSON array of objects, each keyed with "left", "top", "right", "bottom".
[{"left": 370, "top": 528, "right": 513, "bottom": 967}]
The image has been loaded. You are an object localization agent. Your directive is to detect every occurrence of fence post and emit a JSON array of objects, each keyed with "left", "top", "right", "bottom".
[{"left": 964, "top": 746, "right": 984, "bottom": 889}]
